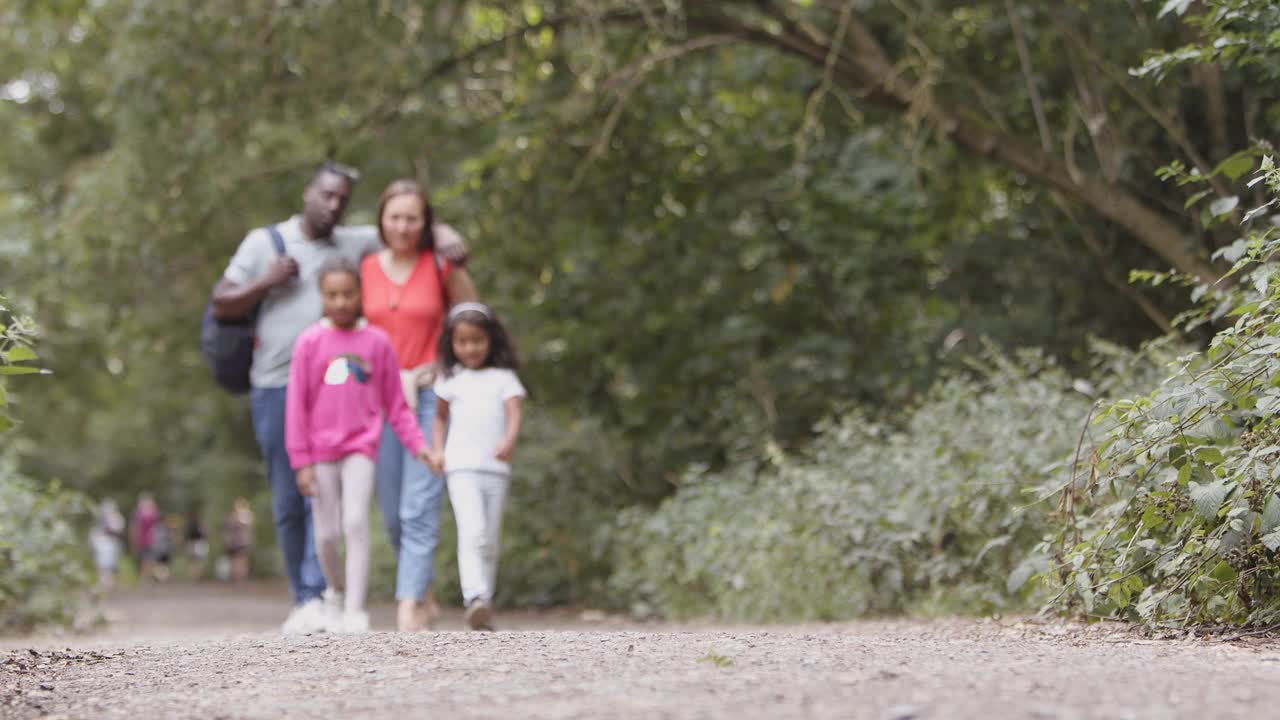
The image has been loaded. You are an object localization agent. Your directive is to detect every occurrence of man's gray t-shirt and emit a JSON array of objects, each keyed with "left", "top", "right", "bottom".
[{"left": 223, "top": 215, "right": 380, "bottom": 388}]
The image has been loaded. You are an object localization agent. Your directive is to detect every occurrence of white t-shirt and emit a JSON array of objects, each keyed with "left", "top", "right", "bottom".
[{"left": 434, "top": 368, "right": 527, "bottom": 475}]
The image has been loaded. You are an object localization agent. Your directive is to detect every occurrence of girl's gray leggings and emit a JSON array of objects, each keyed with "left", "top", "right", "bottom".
[{"left": 313, "top": 454, "right": 376, "bottom": 613}]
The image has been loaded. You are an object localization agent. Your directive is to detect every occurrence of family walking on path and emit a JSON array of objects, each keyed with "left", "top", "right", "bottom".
[{"left": 208, "top": 163, "right": 525, "bottom": 634}]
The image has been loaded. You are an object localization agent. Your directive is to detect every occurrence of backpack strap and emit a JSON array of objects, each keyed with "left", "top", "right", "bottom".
[{"left": 266, "top": 224, "right": 286, "bottom": 256}]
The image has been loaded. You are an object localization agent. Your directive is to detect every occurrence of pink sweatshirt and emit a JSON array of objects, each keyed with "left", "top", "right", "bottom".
[{"left": 285, "top": 320, "right": 427, "bottom": 470}]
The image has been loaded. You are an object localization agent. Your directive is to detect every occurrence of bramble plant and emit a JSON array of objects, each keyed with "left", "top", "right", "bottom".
[
  {"left": 1037, "top": 0, "right": 1280, "bottom": 629},
  {"left": 1041, "top": 154, "right": 1280, "bottom": 628},
  {"left": 0, "top": 295, "right": 43, "bottom": 431},
  {"left": 0, "top": 295, "right": 90, "bottom": 632}
]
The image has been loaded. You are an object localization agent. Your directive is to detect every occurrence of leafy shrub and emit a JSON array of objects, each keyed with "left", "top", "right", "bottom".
[
  {"left": 0, "top": 464, "right": 91, "bottom": 631},
  {"left": 1041, "top": 156, "right": 1280, "bottom": 628},
  {"left": 0, "top": 296, "right": 92, "bottom": 632},
  {"left": 609, "top": 345, "right": 1166, "bottom": 621}
]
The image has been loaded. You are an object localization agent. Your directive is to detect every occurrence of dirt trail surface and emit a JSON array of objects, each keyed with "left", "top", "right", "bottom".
[{"left": 3, "top": 583, "right": 1280, "bottom": 719}]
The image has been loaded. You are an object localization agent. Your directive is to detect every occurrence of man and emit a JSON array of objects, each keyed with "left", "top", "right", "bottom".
[{"left": 213, "top": 161, "right": 466, "bottom": 633}]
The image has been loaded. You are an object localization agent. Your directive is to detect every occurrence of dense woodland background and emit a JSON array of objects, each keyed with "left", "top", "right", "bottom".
[{"left": 5, "top": 0, "right": 1280, "bottom": 630}]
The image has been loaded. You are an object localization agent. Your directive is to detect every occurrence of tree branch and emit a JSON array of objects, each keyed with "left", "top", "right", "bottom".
[
  {"left": 349, "top": 9, "right": 652, "bottom": 143},
  {"left": 1005, "top": 0, "right": 1053, "bottom": 153},
  {"left": 1181, "top": 1, "right": 1231, "bottom": 155},
  {"left": 567, "top": 34, "right": 739, "bottom": 193},
  {"left": 688, "top": 4, "right": 1224, "bottom": 284},
  {"left": 600, "top": 34, "right": 738, "bottom": 92},
  {"left": 1053, "top": 15, "right": 1237, "bottom": 219},
  {"left": 793, "top": 1, "right": 857, "bottom": 189}
]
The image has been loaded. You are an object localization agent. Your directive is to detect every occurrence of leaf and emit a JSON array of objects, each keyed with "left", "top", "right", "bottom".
[
  {"left": 1218, "top": 239, "right": 1249, "bottom": 263},
  {"left": 975, "top": 534, "right": 1011, "bottom": 563},
  {"left": 1262, "top": 529, "right": 1280, "bottom": 552},
  {"left": 1209, "top": 560, "right": 1237, "bottom": 583},
  {"left": 1076, "top": 570, "right": 1095, "bottom": 611},
  {"left": 1141, "top": 504, "right": 1166, "bottom": 530},
  {"left": 1006, "top": 555, "right": 1046, "bottom": 594},
  {"left": 1188, "top": 480, "right": 1232, "bottom": 520},
  {"left": 1195, "top": 447, "right": 1224, "bottom": 464},
  {"left": 1214, "top": 154, "right": 1255, "bottom": 182},
  {"left": 1158, "top": 0, "right": 1194, "bottom": 18},
  {"left": 4, "top": 346, "right": 37, "bottom": 363},
  {"left": 0, "top": 366, "right": 41, "bottom": 376},
  {"left": 1107, "top": 579, "right": 1134, "bottom": 609},
  {"left": 1184, "top": 189, "right": 1212, "bottom": 209},
  {"left": 1177, "top": 462, "right": 1193, "bottom": 486},
  {"left": 1209, "top": 196, "right": 1240, "bottom": 217},
  {"left": 1260, "top": 496, "right": 1280, "bottom": 534},
  {"left": 1243, "top": 200, "right": 1276, "bottom": 224}
]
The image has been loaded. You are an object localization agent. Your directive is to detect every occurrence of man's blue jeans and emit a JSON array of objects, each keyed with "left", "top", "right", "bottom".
[
  {"left": 250, "top": 386, "right": 326, "bottom": 605},
  {"left": 376, "top": 387, "right": 445, "bottom": 601}
]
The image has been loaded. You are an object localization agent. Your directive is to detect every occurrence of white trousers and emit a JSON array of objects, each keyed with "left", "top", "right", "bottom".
[
  {"left": 446, "top": 470, "right": 509, "bottom": 605},
  {"left": 313, "top": 454, "right": 375, "bottom": 613}
]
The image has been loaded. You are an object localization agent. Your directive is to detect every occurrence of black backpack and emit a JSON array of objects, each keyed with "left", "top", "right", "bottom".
[{"left": 201, "top": 225, "right": 286, "bottom": 394}]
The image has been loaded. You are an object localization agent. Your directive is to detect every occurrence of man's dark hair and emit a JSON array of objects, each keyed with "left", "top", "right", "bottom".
[{"left": 312, "top": 160, "right": 361, "bottom": 185}]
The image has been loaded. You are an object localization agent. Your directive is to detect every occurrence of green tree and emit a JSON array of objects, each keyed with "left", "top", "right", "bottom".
[{"left": 2, "top": 0, "right": 1269, "bottom": 606}]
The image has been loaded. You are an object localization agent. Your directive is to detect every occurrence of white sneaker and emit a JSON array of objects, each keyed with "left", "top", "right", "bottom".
[
  {"left": 281, "top": 598, "right": 327, "bottom": 635},
  {"left": 338, "top": 609, "right": 370, "bottom": 634},
  {"left": 465, "top": 600, "right": 494, "bottom": 632},
  {"left": 322, "top": 589, "right": 345, "bottom": 632}
]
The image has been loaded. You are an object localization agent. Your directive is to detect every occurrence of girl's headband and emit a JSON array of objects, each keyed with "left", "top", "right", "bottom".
[{"left": 448, "top": 302, "right": 493, "bottom": 323}]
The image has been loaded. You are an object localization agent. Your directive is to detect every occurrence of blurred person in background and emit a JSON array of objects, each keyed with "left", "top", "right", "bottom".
[
  {"left": 222, "top": 497, "right": 255, "bottom": 584},
  {"left": 185, "top": 507, "right": 209, "bottom": 580},
  {"left": 89, "top": 498, "right": 126, "bottom": 591},
  {"left": 130, "top": 493, "right": 162, "bottom": 582}
]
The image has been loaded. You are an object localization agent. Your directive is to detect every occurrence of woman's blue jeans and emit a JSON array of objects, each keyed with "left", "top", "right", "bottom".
[{"left": 376, "top": 387, "right": 445, "bottom": 601}]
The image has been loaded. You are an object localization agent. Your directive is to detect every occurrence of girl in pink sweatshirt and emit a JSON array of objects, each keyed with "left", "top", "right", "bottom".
[{"left": 286, "top": 258, "right": 430, "bottom": 633}]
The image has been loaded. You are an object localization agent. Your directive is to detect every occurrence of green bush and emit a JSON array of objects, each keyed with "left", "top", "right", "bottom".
[
  {"left": 1041, "top": 156, "right": 1280, "bottom": 628},
  {"left": 609, "top": 345, "right": 1168, "bottom": 621},
  {"left": 0, "top": 296, "right": 92, "bottom": 631},
  {"left": 0, "top": 464, "right": 91, "bottom": 631}
]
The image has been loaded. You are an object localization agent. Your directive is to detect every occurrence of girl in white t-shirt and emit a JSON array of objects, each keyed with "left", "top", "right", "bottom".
[{"left": 427, "top": 302, "right": 526, "bottom": 631}]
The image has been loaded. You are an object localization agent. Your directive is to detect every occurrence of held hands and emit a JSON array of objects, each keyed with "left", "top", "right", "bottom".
[
  {"left": 411, "top": 363, "right": 438, "bottom": 390},
  {"left": 420, "top": 448, "right": 444, "bottom": 475},
  {"left": 494, "top": 437, "right": 517, "bottom": 462},
  {"left": 296, "top": 466, "right": 316, "bottom": 497}
]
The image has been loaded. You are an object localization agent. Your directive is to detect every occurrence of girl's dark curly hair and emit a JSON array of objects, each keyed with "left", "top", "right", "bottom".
[
  {"left": 439, "top": 303, "right": 519, "bottom": 377},
  {"left": 315, "top": 256, "right": 361, "bottom": 289}
]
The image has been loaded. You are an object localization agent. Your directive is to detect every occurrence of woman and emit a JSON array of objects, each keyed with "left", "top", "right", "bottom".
[
  {"left": 131, "top": 493, "right": 162, "bottom": 582},
  {"left": 89, "top": 498, "right": 126, "bottom": 591},
  {"left": 362, "top": 178, "right": 478, "bottom": 631}
]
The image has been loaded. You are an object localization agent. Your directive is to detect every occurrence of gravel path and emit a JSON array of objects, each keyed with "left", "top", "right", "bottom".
[{"left": 3, "top": 583, "right": 1280, "bottom": 719}]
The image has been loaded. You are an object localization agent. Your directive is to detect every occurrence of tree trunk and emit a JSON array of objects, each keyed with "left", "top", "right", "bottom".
[{"left": 1183, "top": 2, "right": 1232, "bottom": 155}]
